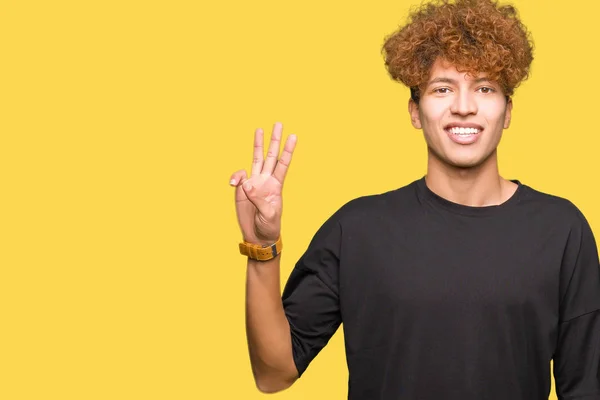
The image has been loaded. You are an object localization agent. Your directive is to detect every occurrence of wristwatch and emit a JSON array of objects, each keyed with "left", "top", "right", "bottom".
[{"left": 239, "top": 236, "right": 283, "bottom": 261}]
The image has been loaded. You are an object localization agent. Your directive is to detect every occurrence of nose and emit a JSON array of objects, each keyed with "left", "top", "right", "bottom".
[{"left": 450, "top": 90, "right": 477, "bottom": 116}]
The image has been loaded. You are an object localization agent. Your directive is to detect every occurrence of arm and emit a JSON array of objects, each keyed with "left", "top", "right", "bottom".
[
  {"left": 553, "top": 209, "right": 600, "bottom": 400},
  {"left": 230, "top": 122, "right": 299, "bottom": 393},
  {"left": 232, "top": 122, "right": 341, "bottom": 393},
  {"left": 245, "top": 254, "right": 299, "bottom": 393},
  {"left": 244, "top": 215, "right": 343, "bottom": 393}
]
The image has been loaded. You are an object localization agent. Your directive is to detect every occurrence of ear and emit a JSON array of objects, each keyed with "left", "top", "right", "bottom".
[
  {"left": 503, "top": 98, "right": 513, "bottom": 129},
  {"left": 408, "top": 98, "right": 422, "bottom": 129}
]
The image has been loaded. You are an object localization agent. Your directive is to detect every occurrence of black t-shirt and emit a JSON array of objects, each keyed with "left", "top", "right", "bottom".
[{"left": 282, "top": 176, "right": 600, "bottom": 400}]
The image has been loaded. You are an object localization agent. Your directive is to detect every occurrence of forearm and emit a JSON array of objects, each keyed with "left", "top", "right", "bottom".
[{"left": 245, "top": 254, "right": 298, "bottom": 392}]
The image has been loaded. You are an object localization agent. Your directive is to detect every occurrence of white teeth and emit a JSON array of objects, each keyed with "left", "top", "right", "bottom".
[{"left": 449, "top": 127, "right": 480, "bottom": 135}]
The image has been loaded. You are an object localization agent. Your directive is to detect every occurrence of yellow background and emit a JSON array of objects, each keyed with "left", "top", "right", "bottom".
[{"left": 1, "top": 0, "right": 598, "bottom": 399}]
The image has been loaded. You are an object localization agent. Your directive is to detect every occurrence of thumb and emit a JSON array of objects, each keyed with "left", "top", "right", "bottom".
[
  {"left": 233, "top": 170, "right": 249, "bottom": 202},
  {"left": 241, "top": 180, "right": 273, "bottom": 218}
]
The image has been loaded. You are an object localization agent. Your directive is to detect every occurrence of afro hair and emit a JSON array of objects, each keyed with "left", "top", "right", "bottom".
[{"left": 382, "top": 0, "right": 534, "bottom": 103}]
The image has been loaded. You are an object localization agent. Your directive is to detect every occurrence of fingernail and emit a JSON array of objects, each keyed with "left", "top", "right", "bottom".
[
  {"left": 229, "top": 179, "right": 236, "bottom": 186},
  {"left": 243, "top": 181, "right": 252, "bottom": 191}
]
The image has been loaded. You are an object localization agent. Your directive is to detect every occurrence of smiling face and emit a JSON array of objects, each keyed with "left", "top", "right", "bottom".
[{"left": 409, "top": 58, "right": 513, "bottom": 170}]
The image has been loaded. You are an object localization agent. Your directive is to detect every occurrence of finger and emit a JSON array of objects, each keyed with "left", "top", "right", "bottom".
[
  {"left": 272, "top": 134, "right": 297, "bottom": 184},
  {"left": 230, "top": 169, "right": 249, "bottom": 202},
  {"left": 251, "top": 128, "right": 264, "bottom": 177},
  {"left": 261, "top": 122, "right": 282, "bottom": 175},
  {"left": 229, "top": 169, "right": 247, "bottom": 186}
]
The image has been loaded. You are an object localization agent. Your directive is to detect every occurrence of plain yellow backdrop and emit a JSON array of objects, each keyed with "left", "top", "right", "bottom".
[{"left": 1, "top": 0, "right": 598, "bottom": 399}]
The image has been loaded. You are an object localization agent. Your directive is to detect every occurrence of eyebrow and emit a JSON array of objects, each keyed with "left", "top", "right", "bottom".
[{"left": 427, "top": 77, "right": 493, "bottom": 86}]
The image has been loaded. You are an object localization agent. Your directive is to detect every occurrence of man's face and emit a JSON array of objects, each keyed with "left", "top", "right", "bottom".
[{"left": 409, "top": 58, "right": 512, "bottom": 169}]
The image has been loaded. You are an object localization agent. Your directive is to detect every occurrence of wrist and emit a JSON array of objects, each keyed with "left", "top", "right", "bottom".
[
  {"left": 243, "top": 236, "right": 279, "bottom": 247},
  {"left": 240, "top": 236, "right": 282, "bottom": 261},
  {"left": 247, "top": 253, "right": 281, "bottom": 267}
]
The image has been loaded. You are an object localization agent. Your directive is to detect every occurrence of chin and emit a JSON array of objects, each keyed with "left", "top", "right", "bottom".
[
  {"left": 444, "top": 151, "right": 494, "bottom": 169},
  {"left": 428, "top": 143, "right": 496, "bottom": 170},
  {"left": 448, "top": 160, "right": 483, "bottom": 169}
]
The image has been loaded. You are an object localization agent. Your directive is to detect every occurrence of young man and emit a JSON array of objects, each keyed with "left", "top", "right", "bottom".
[{"left": 230, "top": 0, "right": 600, "bottom": 398}]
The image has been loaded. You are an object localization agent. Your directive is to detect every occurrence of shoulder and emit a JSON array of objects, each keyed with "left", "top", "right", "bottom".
[
  {"left": 519, "top": 184, "right": 591, "bottom": 228},
  {"left": 330, "top": 180, "right": 418, "bottom": 225}
]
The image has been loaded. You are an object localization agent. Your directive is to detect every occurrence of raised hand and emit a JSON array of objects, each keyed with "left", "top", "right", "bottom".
[{"left": 230, "top": 122, "right": 297, "bottom": 246}]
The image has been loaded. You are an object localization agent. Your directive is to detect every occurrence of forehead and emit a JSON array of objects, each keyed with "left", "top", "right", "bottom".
[{"left": 427, "top": 58, "right": 491, "bottom": 85}]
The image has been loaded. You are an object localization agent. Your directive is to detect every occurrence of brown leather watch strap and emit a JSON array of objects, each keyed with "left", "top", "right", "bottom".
[{"left": 239, "top": 236, "right": 283, "bottom": 261}]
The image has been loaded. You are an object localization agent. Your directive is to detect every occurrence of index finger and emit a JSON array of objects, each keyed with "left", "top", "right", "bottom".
[
  {"left": 272, "top": 134, "right": 297, "bottom": 184},
  {"left": 251, "top": 128, "right": 264, "bottom": 177}
]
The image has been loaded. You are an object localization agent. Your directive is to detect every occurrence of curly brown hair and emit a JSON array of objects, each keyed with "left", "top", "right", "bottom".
[{"left": 382, "top": 0, "right": 534, "bottom": 103}]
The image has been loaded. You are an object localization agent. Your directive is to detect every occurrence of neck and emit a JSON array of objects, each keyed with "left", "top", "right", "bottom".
[{"left": 425, "top": 150, "right": 516, "bottom": 207}]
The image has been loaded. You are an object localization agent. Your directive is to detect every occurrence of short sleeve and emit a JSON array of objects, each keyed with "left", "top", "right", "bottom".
[
  {"left": 281, "top": 211, "right": 343, "bottom": 377},
  {"left": 553, "top": 209, "right": 600, "bottom": 400}
]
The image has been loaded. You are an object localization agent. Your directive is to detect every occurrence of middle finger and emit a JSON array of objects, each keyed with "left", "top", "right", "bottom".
[{"left": 262, "top": 122, "right": 282, "bottom": 175}]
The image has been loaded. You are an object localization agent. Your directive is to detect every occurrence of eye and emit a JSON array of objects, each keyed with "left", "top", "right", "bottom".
[
  {"left": 477, "top": 86, "right": 495, "bottom": 94},
  {"left": 433, "top": 87, "right": 452, "bottom": 94}
]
